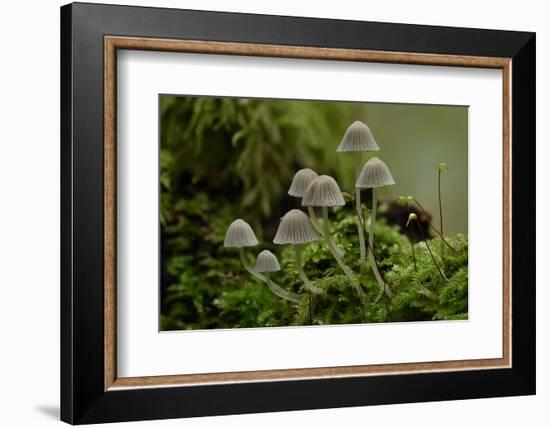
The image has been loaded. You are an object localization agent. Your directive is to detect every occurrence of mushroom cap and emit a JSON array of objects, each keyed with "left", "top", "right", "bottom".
[
  {"left": 337, "top": 121, "right": 379, "bottom": 152},
  {"left": 274, "top": 209, "right": 319, "bottom": 245},
  {"left": 302, "top": 175, "right": 345, "bottom": 207},
  {"left": 356, "top": 157, "right": 395, "bottom": 189},
  {"left": 223, "top": 219, "right": 259, "bottom": 248},
  {"left": 254, "top": 250, "right": 281, "bottom": 273},
  {"left": 288, "top": 168, "right": 319, "bottom": 198}
]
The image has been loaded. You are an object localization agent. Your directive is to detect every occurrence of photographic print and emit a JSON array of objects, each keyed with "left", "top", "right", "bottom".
[
  {"left": 159, "top": 95, "right": 468, "bottom": 331},
  {"left": 62, "top": 7, "right": 534, "bottom": 422}
]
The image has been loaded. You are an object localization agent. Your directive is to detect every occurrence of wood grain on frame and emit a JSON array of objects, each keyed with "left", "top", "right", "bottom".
[
  {"left": 104, "top": 37, "right": 117, "bottom": 390},
  {"left": 104, "top": 36, "right": 512, "bottom": 391},
  {"left": 502, "top": 62, "right": 512, "bottom": 366}
]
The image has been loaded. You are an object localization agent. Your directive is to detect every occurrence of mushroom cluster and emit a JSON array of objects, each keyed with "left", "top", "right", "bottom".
[
  {"left": 224, "top": 219, "right": 299, "bottom": 303},
  {"left": 224, "top": 119, "right": 400, "bottom": 322}
]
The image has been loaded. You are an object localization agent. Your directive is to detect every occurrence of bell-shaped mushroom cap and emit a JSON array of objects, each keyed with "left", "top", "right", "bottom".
[
  {"left": 223, "top": 219, "right": 259, "bottom": 248},
  {"left": 274, "top": 209, "right": 319, "bottom": 245},
  {"left": 356, "top": 157, "right": 395, "bottom": 189},
  {"left": 288, "top": 168, "right": 319, "bottom": 198},
  {"left": 254, "top": 250, "right": 281, "bottom": 273},
  {"left": 337, "top": 121, "right": 379, "bottom": 152},
  {"left": 302, "top": 175, "right": 345, "bottom": 207}
]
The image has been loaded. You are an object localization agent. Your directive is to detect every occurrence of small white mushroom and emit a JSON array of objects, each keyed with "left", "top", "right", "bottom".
[
  {"left": 254, "top": 250, "right": 299, "bottom": 303},
  {"left": 223, "top": 219, "right": 259, "bottom": 248},
  {"left": 288, "top": 168, "right": 319, "bottom": 198},
  {"left": 274, "top": 209, "right": 323, "bottom": 296},
  {"left": 356, "top": 157, "right": 395, "bottom": 189},
  {"left": 356, "top": 157, "right": 395, "bottom": 298},
  {"left": 302, "top": 175, "right": 346, "bottom": 259},
  {"left": 254, "top": 250, "right": 281, "bottom": 272},
  {"left": 288, "top": 168, "right": 325, "bottom": 236},
  {"left": 224, "top": 219, "right": 262, "bottom": 281},
  {"left": 337, "top": 121, "right": 380, "bottom": 270},
  {"left": 302, "top": 177, "right": 360, "bottom": 299},
  {"left": 302, "top": 175, "right": 345, "bottom": 207},
  {"left": 273, "top": 209, "right": 319, "bottom": 245},
  {"left": 337, "top": 120, "right": 379, "bottom": 153}
]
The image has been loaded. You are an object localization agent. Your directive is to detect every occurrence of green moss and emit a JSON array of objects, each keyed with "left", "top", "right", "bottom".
[
  {"left": 162, "top": 201, "right": 468, "bottom": 330},
  {"left": 158, "top": 96, "right": 468, "bottom": 330}
]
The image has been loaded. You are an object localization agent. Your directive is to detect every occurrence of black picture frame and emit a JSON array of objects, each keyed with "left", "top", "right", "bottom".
[{"left": 61, "top": 2, "right": 535, "bottom": 424}]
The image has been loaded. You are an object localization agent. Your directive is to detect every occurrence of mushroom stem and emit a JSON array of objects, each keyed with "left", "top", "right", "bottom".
[
  {"left": 309, "top": 291, "right": 313, "bottom": 324},
  {"left": 294, "top": 245, "right": 316, "bottom": 324},
  {"left": 353, "top": 199, "right": 388, "bottom": 279},
  {"left": 294, "top": 245, "right": 324, "bottom": 295},
  {"left": 239, "top": 248, "right": 264, "bottom": 281},
  {"left": 307, "top": 206, "right": 322, "bottom": 233},
  {"left": 321, "top": 207, "right": 363, "bottom": 300},
  {"left": 308, "top": 206, "right": 343, "bottom": 257},
  {"left": 369, "top": 188, "right": 392, "bottom": 298},
  {"left": 265, "top": 273, "right": 301, "bottom": 303},
  {"left": 355, "top": 155, "right": 367, "bottom": 271},
  {"left": 239, "top": 248, "right": 301, "bottom": 302}
]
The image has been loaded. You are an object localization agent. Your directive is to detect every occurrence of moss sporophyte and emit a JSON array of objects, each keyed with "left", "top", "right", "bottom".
[{"left": 222, "top": 120, "right": 467, "bottom": 326}]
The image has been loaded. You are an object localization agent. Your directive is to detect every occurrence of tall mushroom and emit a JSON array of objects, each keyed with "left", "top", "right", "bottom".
[
  {"left": 288, "top": 168, "right": 319, "bottom": 198},
  {"left": 356, "top": 157, "right": 395, "bottom": 297},
  {"left": 273, "top": 209, "right": 324, "bottom": 296},
  {"left": 224, "top": 219, "right": 261, "bottom": 279},
  {"left": 288, "top": 168, "right": 322, "bottom": 233},
  {"left": 337, "top": 121, "right": 379, "bottom": 270},
  {"left": 302, "top": 175, "right": 362, "bottom": 299},
  {"left": 255, "top": 250, "right": 300, "bottom": 303},
  {"left": 288, "top": 169, "right": 341, "bottom": 257}
]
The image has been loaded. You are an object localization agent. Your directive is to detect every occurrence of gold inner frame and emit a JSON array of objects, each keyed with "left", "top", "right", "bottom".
[{"left": 104, "top": 36, "right": 512, "bottom": 391}]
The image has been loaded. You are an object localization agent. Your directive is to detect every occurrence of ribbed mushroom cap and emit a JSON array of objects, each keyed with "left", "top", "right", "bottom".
[
  {"left": 337, "top": 121, "right": 379, "bottom": 152},
  {"left": 302, "top": 175, "right": 345, "bottom": 207},
  {"left": 273, "top": 209, "right": 319, "bottom": 245},
  {"left": 254, "top": 250, "right": 281, "bottom": 273},
  {"left": 356, "top": 157, "right": 395, "bottom": 189},
  {"left": 288, "top": 168, "right": 319, "bottom": 197},
  {"left": 223, "top": 219, "right": 259, "bottom": 248}
]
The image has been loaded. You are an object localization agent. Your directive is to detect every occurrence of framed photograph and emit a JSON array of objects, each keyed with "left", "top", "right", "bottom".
[{"left": 60, "top": 2, "right": 535, "bottom": 424}]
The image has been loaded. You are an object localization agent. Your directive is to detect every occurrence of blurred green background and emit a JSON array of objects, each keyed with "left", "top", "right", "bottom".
[{"left": 159, "top": 95, "right": 468, "bottom": 330}]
